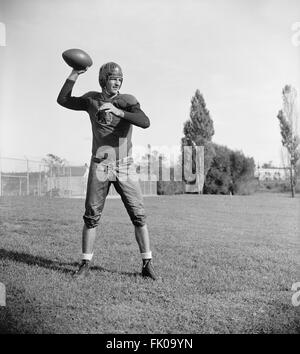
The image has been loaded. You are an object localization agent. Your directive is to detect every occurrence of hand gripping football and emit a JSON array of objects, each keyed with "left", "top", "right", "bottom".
[{"left": 62, "top": 48, "right": 93, "bottom": 70}]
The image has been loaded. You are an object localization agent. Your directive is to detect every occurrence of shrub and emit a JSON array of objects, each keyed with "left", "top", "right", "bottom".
[
  {"left": 235, "top": 178, "right": 259, "bottom": 195},
  {"left": 203, "top": 144, "right": 256, "bottom": 195},
  {"left": 203, "top": 144, "right": 232, "bottom": 194},
  {"left": 157, "top": 181, "right": 185, "bottom": 195},
  {"left": 259, "top": 180, "right": 300, "bottom": 193}
]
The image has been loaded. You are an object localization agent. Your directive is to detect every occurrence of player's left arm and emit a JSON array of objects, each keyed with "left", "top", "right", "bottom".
[
  {"left": 122, "top": 102, "right": 150, "bottom": 128},
  {"left": 99, "top": 96, "right": 150, "bottom": 129}
]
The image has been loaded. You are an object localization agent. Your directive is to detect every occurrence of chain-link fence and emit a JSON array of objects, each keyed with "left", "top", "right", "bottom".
[
  {"left": 0, "top": 157, "right": 157, "bottom": 198},
  {"left": 0, "top": 157, "right": 48, "bottom": 197}
]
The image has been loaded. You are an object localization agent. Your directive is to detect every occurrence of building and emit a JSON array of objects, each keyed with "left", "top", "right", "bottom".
[{"left": 255, "top": 166, "right": 290, "bottom": 181}]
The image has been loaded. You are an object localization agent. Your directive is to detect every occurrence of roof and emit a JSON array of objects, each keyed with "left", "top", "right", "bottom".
[
  {"left": 68, "top": 166, "right": 88, "bottom": 177},
  {"left": 256, "top": 166, "right": 289, "bottom": 170}
]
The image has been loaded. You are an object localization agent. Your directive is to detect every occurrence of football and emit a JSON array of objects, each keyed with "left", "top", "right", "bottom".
[{"left": 62, "top": 48, "right": 93, "bottom": 70}]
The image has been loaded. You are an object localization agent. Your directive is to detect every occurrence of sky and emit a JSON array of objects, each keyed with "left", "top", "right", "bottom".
[{"left": 0, "top": 0, "right": 299, "bottom": 167}]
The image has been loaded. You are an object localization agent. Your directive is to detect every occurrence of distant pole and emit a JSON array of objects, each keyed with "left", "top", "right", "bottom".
[
  {"left": 19, "top": 178, "right": 22, "bottom": 196},
  {"left": 26, "top": 158, "right": 29, "bottom": 195},
  {"left": 0, "top": 156, "right": 2, "bottom": 197},
  {"left": 69, "top": 165, "right": 72, "bottom": 198},
  {"left": 38, "top": 164, "right": 42, "bottom": 196},
  {"left": 147, "top": 144, "right": 151, "bottom": 181},
  {"left": 50, "top": 165, "right": 52, "bottom": 198}
]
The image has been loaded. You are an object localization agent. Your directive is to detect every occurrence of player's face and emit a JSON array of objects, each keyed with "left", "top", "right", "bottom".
[{"left": 105, "top": 77, "right": 122, "bottom": 95}]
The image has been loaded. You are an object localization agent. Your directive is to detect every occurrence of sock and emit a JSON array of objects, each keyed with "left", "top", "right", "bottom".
[
  {"left": 141, "top": 251, "right": 152, "bottom": 264},
  {"left": 82, "top": 253, "right": 93, "bottom": 262}
]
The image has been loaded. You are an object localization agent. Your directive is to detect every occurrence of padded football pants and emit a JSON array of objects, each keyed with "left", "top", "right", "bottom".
[{"left": 83, "top": 157, "right": 146, "bottom": 229}]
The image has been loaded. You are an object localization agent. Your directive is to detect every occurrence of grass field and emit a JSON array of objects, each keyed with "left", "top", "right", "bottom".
[{"left": 0, "top": 193, "right": 299, "bottom": 334}]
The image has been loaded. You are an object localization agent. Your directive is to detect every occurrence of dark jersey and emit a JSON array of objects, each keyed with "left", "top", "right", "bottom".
[{"left": 57, "top": 79, "right": 150, "bottom": 160}]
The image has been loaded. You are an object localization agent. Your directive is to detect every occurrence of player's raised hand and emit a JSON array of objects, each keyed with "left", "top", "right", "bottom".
[{"left": 68, "top": 68, "right": 87, "bottom": 81}]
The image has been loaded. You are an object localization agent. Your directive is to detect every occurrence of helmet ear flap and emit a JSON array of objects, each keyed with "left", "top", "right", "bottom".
[{"left": 99, "top": 76, "right": 106, "bottom": 89}]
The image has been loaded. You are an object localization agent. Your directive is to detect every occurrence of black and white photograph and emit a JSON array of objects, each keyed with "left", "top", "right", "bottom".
[{"left": 0, "top": 0, "right": 299, "bottom": 340}]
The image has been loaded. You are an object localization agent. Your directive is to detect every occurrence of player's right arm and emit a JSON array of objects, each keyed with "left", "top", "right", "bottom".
[{"left": 57, "top": 69, "right": 89, "bottom": 111}]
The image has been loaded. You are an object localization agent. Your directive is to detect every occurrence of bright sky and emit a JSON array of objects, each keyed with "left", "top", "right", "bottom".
[{"left": 0, "top": 0, "right": 299, "bottom": 166}]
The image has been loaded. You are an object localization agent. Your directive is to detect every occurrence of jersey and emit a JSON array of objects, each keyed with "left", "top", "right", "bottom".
[{"left": 57, "top": 79, "right": 150, "bottom": 160}]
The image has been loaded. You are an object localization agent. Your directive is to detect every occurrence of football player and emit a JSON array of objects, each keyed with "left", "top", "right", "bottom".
[{"left": 57, "top": 62, "right": 158, "bottom": 280}]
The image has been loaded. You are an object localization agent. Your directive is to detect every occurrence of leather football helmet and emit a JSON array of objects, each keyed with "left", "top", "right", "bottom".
[{"left": 99, "top": 62, "right": 123, "bottom": 89}]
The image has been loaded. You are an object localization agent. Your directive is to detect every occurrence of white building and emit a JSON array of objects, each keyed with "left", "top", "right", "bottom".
[{"left": 255, "top": 166, "right": 290, "bottom": 181}]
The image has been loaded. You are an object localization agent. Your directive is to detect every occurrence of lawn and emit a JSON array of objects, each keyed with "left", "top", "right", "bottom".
[{"left": 0, "top": 193, "right": 299, "bottom": 334}]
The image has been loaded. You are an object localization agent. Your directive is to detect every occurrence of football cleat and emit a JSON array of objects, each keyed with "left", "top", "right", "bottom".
[
  {"left": 142, "top": 259, "right": 158, "bottom": 280},
  {"left": 72, "top": 260, "right": 90, "bottom": 278}
]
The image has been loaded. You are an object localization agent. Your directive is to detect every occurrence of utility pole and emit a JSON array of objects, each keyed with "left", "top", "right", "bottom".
[
  {"left": 26, "top": 158, "right": 29, "bottom": 196},
  {"left": 0, "top": 171, "right": 1, "bottom": 197},
  {"left": 39, "top": 164, "right": 42, "bottom": 196}
]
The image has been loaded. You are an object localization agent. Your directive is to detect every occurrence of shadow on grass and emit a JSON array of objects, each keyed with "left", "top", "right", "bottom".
[{"left": 0, "top": 248, "right": 140, "bottom": 278}]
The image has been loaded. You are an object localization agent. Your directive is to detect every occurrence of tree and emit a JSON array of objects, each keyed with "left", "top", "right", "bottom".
[
  {"left": 277, "top": 85, "right": 300, "bottom": 197},
  {"left": 203, "top": 144, "right": 231, "bottom": 194},
  {"left": 229, "top": 150, "right": 255, "bottom": 194},
  {"left": 42, "top": 154, "right": 68, "bottom": 197},
  {"left": 42, "top": 153, "right": 67, "bottom": 176},
  {"left": 181, "top": 89, "right": 215, "bottom": 191},
  {"left": 203, "top": 144, "right": 255, "bottom": 195},
  {"left": 262, "top": 161, "right": 273, "bottom": 168}
]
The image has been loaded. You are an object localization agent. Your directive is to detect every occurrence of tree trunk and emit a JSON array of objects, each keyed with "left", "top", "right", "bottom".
[{"left": 290, "top": 164, "right": 295, "bottom": 198}]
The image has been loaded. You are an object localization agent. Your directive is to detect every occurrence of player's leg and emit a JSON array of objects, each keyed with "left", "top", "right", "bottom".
[
  {"left": 73, "top": 161, "right": 110, "bottom": 278},
  {"left": 82, "top": 224, "right": 97, "bottom": 257},
  {"left": 134, "top": 224, "right": 150, "bottom": 253},
  {"left": 114, "top": 164, "right": 159, "bottom": 280},
  {"left": 73, "top": 225, "right": 97, "bottom": 278},
  {"left": 134, "top": 223, "right": 158, "bottom": 280}
]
